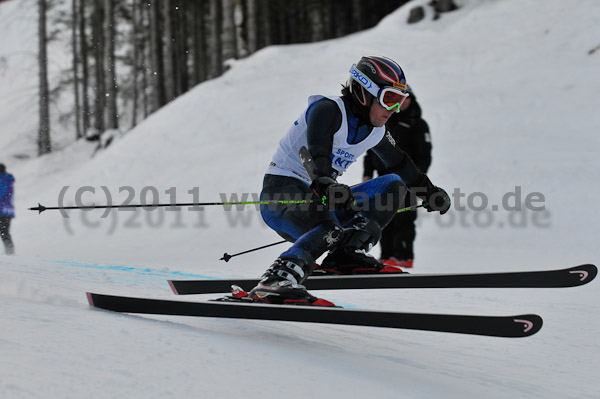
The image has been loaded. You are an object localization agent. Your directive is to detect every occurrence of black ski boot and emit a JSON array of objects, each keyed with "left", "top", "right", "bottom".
[
  {"left": 248, "top": 257, "right": 335, "bottom": 306},
  {"left": 317, "top": 216, "right": 406, "bottom": 275}
]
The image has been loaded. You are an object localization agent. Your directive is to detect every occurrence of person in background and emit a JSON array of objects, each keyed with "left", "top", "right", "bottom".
[
  {"left": 363, "top": 85, "right": 432, "bottom": 268},
  {"left": 0, "top": 163, "right": 15, "bottom": 255}
]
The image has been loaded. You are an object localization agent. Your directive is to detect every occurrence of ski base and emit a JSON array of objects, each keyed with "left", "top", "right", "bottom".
[
  {"left": 86, "top": 292, "right": 542, "bottom": 338},
  {"left": 168, "top": 264, "right": 597, "bottom": 295}
]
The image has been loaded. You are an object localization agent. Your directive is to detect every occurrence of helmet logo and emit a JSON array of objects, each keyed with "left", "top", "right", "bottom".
[
  {"left": 361, "top": 61, "right": 377, "bottom": 75},
  {"left": 350, "top": 66, "right": 372, "bottom": 90}
]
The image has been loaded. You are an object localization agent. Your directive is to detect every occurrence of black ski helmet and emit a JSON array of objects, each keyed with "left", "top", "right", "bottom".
[{"left": 346, "top": 55, "right": 408, "bottom": 108}]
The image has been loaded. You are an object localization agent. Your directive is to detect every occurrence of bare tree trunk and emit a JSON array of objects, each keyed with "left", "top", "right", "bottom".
[
  {"left": 38, "top": 0, "right": 51, "bottom": 155},
  {"left": 93, "top": 3, "right": 104, "bottom": 134},
  {"left": 104, "top": 0, "right": 118, "bottom": 129},
  {"left": 208, "top": 0, "right": 222, "bottom": 78},
  {"left": 142, "top": 2, "right": 150, "bottom": 117},
  {"left": 351, "top": 0, "right": 362, "bottom": 31},
  {"left": 276, "top": 1, "right": 285, "bottom": 44},
  {"left": 130, "top": 0, "right": 140, "bottom": 128},
  {"left": 91, "top": 0, "right": 105, "bottom": 134},
  {"left": 175, "top": 0, "right": 189, "bottom": 94},
  {"left": 221, "top": 0, "right": 236, "bottom": 62},
  {"left": 71, "top": 0, "right": 82, "bottom": 139},
  {"left": 333, "top": 1, "right": 350, "bottom": 37},
  {"left": 258, "top": 0, "right": 271, "bottom": 48},
  {"left": 299, "top": 3, "right": 309, "bottom": 42},
  {"left": 307, "top": 0, "right": 324, "bottom": 42},
  {"left": 246, "top": 0, "right": 257, "bottom": 53},
  {"left": 163, "top": 0, "right": 175, "bottom": 101},
  {"left": 286, "top": 2, "right": 299, "bottom": 44},
  {"left": 233, "top": 0, "right": 247, "bottom": 58},
  {"left": 323, "top": 0, "right": 334, "bottom": 39},
  {"left": 150, "top": 0, "right": 167, "bottom": 110},
  {"left": 191, "top": 0, "right": 206, "bottom": 85},
  {"left": 78, "top": 0, "right": 90, "bottom": 136}
]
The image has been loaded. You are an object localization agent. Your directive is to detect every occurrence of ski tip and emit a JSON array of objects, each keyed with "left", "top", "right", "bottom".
[
  {"left": 568, "top": 264, "right": 597, "bottom": 286},
  {"left": 513, "top": 314, "right": 543, "bottom": 337},
  {"left": 168, "top": 280, "right": 179, "bottom": 295},
  {"left": 86, "top": 292, "right": 96, "bottom": 307}
]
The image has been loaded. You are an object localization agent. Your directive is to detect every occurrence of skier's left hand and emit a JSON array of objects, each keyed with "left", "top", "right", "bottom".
[
  {"left": 423, "top": 185, "right": 451, "bottom": 214},
  {"left": 412, "top": 175, "right": 451, "bottom": 215}
]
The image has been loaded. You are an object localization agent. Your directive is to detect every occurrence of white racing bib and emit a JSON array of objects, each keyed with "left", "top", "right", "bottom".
[{"left": 266, "top": 95, "right": 385, "bottom": 183}]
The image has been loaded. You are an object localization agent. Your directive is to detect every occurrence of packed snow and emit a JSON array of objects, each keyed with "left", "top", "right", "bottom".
[{"left": 1, "top": 0, "right": 599, "bottom": 398}]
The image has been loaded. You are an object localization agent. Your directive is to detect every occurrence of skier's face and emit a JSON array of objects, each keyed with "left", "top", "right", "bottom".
[{"left": 369, "top": 101, "right": 394, "bottom": 127}]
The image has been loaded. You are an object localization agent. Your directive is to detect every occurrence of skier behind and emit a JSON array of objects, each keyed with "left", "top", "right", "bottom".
[
  {"left": 250, "top": 55, "right": 450, "bottom": 306},
  {"left": 363, "top": 85, "right": 432, "bottom": 269},
  {"left": 0, "top": 163, "right": 15, "bottom": 255}
]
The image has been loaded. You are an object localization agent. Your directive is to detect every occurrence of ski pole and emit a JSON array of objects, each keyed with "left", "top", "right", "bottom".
[
  {"left": 30, "top": 199, "right": 424, "bottom": 214},
  {"left": 28, "top": 199, "right": 313, "bottom": 214},
  {"left": 220, "top": 240, "right": 287, "bottom": 262},
  {"left": 220, "top": 204, "right": 423, "bottom": 262},
  {"left": 398, "top": 203, "right": 425, "bottom": 213}
]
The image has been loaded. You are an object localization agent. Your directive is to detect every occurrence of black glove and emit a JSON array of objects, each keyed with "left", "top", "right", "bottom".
[
  {"left": 412, "top": 175, "right": 451, "bottom": 215},
  {"left": 424, "top": 186, "right": 451, "bottom": 214},
  {"left": 310, "top": 176, "right": 354, "bottom": 210}
]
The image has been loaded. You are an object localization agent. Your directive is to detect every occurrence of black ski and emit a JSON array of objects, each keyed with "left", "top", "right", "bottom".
[
  {"left": 86, "top": 292, "right": 542, "bottom": 338},
  {"left": 168, "top": 264, "right": 597, "bottom": 295}
]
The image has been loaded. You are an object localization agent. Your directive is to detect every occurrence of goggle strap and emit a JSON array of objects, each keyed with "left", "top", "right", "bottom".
[{"left": 349, "top": 64, "right": 380, "bottom": 98}]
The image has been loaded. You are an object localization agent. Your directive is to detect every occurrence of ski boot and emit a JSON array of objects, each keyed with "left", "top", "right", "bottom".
[
  {"left": 316, "top": 216, "right": 406, "bottom": 275},
  {"left": 247, "top": 257, "right": 335, "bottom": 306},
  {"left": 381, "top": 257, "right": 414, "bottom": 269}
]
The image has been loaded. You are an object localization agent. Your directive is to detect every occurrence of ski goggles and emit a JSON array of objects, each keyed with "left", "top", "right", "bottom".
[{"left": 349, "top": 64, "right": 409, "bottom": 113}]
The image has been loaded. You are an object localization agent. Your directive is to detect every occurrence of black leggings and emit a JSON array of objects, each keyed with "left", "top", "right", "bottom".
[
  {"left": 0, "top": 215, "right": 14, "bottom": 255},
  {"left": 259, "top": 174, "right": 407, "bottom": 262}
]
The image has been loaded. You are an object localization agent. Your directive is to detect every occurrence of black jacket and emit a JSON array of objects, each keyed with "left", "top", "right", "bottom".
[{"left": 363, "top": 97, "right": 432, "bottom": 178}]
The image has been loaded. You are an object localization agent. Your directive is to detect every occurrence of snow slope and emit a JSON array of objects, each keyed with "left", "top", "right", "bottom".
[{"left": 1, "top": 0, "right": 600, "bottom": 398}]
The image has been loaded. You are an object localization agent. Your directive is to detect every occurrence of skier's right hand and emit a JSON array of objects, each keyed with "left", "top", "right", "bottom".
[{"left": 310, "top": 176, "right": 354, "bottom": 210}]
